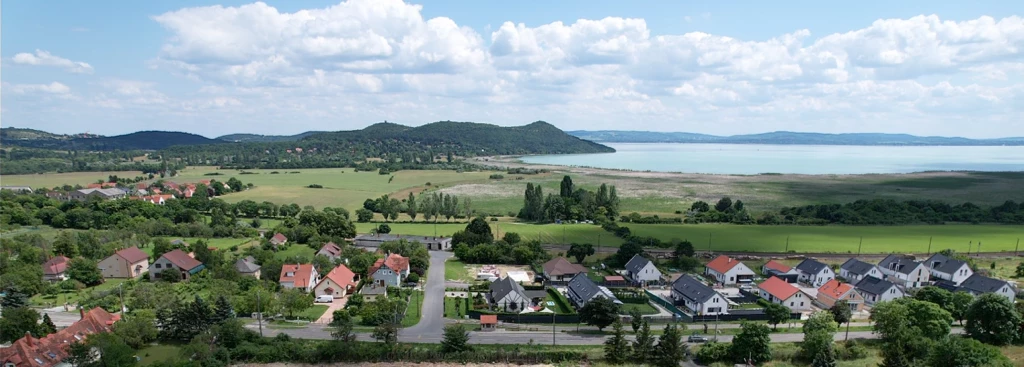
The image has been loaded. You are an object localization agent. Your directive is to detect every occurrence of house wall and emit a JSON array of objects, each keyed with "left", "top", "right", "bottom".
[
  {"left": 759, "top": 289, "right": 812, "bottom": 311},
  {"left": 932, "top": 264, "right": 973, "bottom": 285},
  {"left": 706, "top": 264, "right": 755, "bottom": 285},
  {"left": 859, "top": 286, "right": 905, "bottom": 305},
  {"left": 43, "top": 272, "right": 68, "bottom": 282},
  {"left": 986, "top": 285, "right": 1016, "bottom": 303},
  {"left": 890, "top": 264, "right": 930, "bottom": 289},
  {"left": 840, "top": 266, "right": 881, "bottom": 283},
  {"left": 149, "top": 257, "right": 190, "bottom": 281},
  {"left": 314, "top": 278, "right": 350, "bottom": 298},
  {"left": 631, "top": 262, "right": 662, "bottom": 283},
  {"left": 799, "top": 268, "right": 835, "bottom": 288},
  {"left": 99, "top": 256, "right": 148, "bottom": 279},
  {"left": 544, "top": 271, "right": 578, "bottom": 282},
  {"left": 494, "top": 292, "right": 529, "bottom": 311},
  {"left": 817, "top": 290, "right": 865, "bottom": 311},
  {"left": 373, "top": 266, "right": 402, "bottom": 287}
]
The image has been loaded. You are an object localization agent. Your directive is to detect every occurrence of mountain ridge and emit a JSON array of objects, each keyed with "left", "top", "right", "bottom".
[{"left": 569, "top": 130, "right": 1024, "bottom": 146}]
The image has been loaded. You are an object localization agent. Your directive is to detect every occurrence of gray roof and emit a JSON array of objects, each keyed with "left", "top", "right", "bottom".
[
  {"left": 624, "top": 254, "right": 653, "bottom": 274},
  {"left": 235, "top": 256, "right": 261, "bottom": 273},
  {"left": 489, "top": 276, "right": 527, "bottom": 302},
  {"left": 878, "top": 254, "right": 921, "bottom": 275},
  {"left": 353, "top": 234, "right": 451, "bottom": 244},
  {"left": 924, "top": 254, "right": 970, "bottom": 275},
  {"left": 568, "top": 273, "right": 621, "bottom": 305},
  {"left": 672, "top": 274, "right": 718, "bottom": 303},
  {"left": 795, "top": 259, "right": 829, "bottom": 275},
  {"left": 854, "top": 276, "right": 897, "bottom": 295},
  {"left": 959, "top": 274, "right": 1010, "bottom": 295},
  {"left": 360, "top": 284, "right": 387, "bottom": 295},
  {"left": 840, "top": 259, "right": 877, "bottom": 277}
]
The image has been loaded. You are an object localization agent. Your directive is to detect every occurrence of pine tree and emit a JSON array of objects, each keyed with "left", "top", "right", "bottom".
[
  {"left": 406, "top": 192, "right": 417, "bottom": 221},
  {"left": 441, "top": 324, "right": 471, "bottom": 353},
  {"left": 632, "top": 320, "right": 655, "bottom": 363},
  {"left": 0, "top": 287, "right": 28, "bottom": 309},
  {"left": 604, "top": 319, "right": 631, "bottom": 364},
  {"left": 40, "top": 314, "right": 57, "bottom": 335},
  {"left": 654, "top": 323, "right": 687, "bottom": 367},
  {"left": 812, "top": 347, "right": 838, "bottom": 367},
  {"left": 629, "top": 307, "right": 642, "bottom": 333},
  {"left": 607, "top": 186, "right": 620, "bottom": 217},
  {"left": 213, "top": 295, "right": 234, "bottom": 324}
]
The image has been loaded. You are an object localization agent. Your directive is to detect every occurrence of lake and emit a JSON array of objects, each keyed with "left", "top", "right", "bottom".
[{"left": 520, "top": 143, "right": 1024, "bottom": 174}]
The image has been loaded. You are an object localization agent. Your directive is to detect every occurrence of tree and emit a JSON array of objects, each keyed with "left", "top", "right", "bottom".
[
  {"left": 965, "top": 293, "right": 1021, "bottom": 346},
  {"left": 654, "top": 323, "right": 687, "bottom": 367},
  {"left": 0, "top": 287, "right": 29, "bottom": 309},
  {"left": 714, "top": 197, "right": 733, "bottom": 212},
  {"left": 40, "top": 313, "right": 57, "bottom": 335},
  {"left": 376, "top": 224, "right": 391, "bottom": 234},
  {"left": 629, "top": 307, "right": 643, "bottom": 333},
  {"left": 764, "top": 303, "right": 790, "bottom": 330},
  {"left": 406, "top": 192, "right": 417, "bottom": 221},
  {"left": 113, "top": 310, "right": 158, "bottom": 349},
  {"left": 280, "top": 288, "right": 313, "bottom": 319},
  {"left": 673, "top": 239, "right": 695, "bottom": 258},
  {"left": 915, "top": 286, "right": 952, "bottom": 308},
  {"left": 451, "top": 217, "right": 494, "bottom": 246},
  {"left": 604, "top": 319, "right": 631, "bottom": 364},
  {"left": 801, "top": 311, "right": 838, "bottom": 364},
  {"left": 734, "top": 200, "right": 745, "bottom": 212},
  {"left": 829, "top": 300, "right": 852, "bottom": 340},
  {"left": 53, "top": 231, "right": 79, "bottom": 257},
  {"left": 949, "top": 291, "right": 974, "bottom": 325},
  {"left": 84, "top": 332, "right": 137, "bottom": 367},
  {"left": 613, "top": 240, "right": 645, "bottom": 267},
  {"left": 441, "top": 324, "right": 471, "bottom": 354},
  {"left": 329, "top": 310, "right": 355, "bottom": 342},
  {"left": 67, "top": 258, "right": 103, "bottom": 287},
  {"left": 151, "top": 238, "right": 174, "bottom": 260},
  {"left": 65, "top": 341, "right": 94, "bottom": 367},
  {"left": 731, "top": 322, "right": 772, "bottom": 365},
  {"left": 631, "top": 320, "right": 655, "bottom": 363},
  {"left": 559, "top": 175, "right": 575, "bottom": 198},
  {"left": 567, "top": 243, "right": 595, "bottom": 263},
  {"left": 690, "top": 201, "right": 710, "bottom": 213},
  {"left": 927, "top": 336, "right": 1013, "bottom": 367},
  {"left": 0, "top": 307, "right": 40, "bottom": 342},
  {"left": 355, "top": 208, "right": 374, "bottom": 222},
  {"left": 373, "top": 321, "right": 398, "bottom": 345},
  {"left": 502, "top": 232, "right": 521, "bottom": 245},
  {"left": 579, "top": 296, "right": 620, "bottom": 330},
  {"left": 1016, "top": 262, "right": 1024, "bottom": 277},
  {"left": 212, "top": 295, "right": 234, "bottom": 324},
  {"left": 871, "top": 299, "right": 942, "bottom": 367}
]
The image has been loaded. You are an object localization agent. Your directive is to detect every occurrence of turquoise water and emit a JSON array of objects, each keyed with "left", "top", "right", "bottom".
[{"left": 520, "top": 143, "right": 1024, "bottom": 174}]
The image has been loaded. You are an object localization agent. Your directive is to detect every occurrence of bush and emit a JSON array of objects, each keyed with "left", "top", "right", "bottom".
[
  {"left": 490, "top": 217, "right": 499, "bottom": 222},
  {"left": 694, "top": 342, "right": 730, "bottom": 364},
  {"left": 307, "top": 184, "right": 323, "bottom": 188},
  {"left": 756, "top": 298, "right": 770, "bottom": 307},
  {"left": 835, "top": 340, "right": 868, "bottom": 360},
  {"left": 406, "top": 273, "right": 420, "bottom": 283},
  {"left": 488, "top": 174, "right": 504, "bottom": 179}
]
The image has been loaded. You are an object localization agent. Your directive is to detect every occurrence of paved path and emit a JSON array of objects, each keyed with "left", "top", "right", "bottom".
[
  {"left": 315, "top": 297, "right": 349, "bottom": 324},
  {"left": 400, "top": 250, "right": 452, "bottom": 338}
]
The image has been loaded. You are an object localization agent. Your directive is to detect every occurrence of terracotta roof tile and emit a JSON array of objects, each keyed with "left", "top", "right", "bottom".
[
  {"left": 480, "top": 315, "right": 498, "bottom": 324},
  {"left": 818, "top": 279, "right": 854, "bottom": 299},
  {"left": 159, "top": 249, "right": 203, "bottom": 270},
  {"left": 317, "top": 264, "right": 357, "bottom": 291},
  {"left": 42, "top": 256, "right": 70, "bottom": 275},
  {"left": 114, "top": 247, "right": 148, "bottom": 264},
  {"left": 542, "top": 257, "right": 588, "bottom": 277},
  {"left": 759, "top": 276, "right": 800, "bottom": 300},
  {"left": 369, "top": 254, "right": 410, "bottom": 275},
  {"left": 280, "top": 264, "right": 316, "bottom": 288},
  {"left": 705, "top": 255, "right": 744, "bottom": 274},
  {"left": 0, "top": 308, "right": 119, "bottom": 367},
  {"left": 763, "top": 260, "right": 792, "bottom": 273}
]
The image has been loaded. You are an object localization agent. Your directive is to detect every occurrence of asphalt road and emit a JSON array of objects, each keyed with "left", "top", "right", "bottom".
[{"left": 399, "top": 250, "right": 451, "bottom": 339}]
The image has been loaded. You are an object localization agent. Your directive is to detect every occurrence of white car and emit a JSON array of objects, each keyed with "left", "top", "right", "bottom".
[{"left": 315, "top": 295, "right": 334, "bottom": 303}]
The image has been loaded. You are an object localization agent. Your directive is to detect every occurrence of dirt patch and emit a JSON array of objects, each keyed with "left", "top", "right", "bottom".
[
  {"left": 438, "top": 184, "right": 521, "bottom": 198},
  {"left": 465, "top": 264, "right": 537, "bottom": 284}
]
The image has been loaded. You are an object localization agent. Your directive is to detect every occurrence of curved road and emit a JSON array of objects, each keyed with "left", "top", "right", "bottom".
[{"left": 400, "top": 250, "right": 452, "bottom": 338}]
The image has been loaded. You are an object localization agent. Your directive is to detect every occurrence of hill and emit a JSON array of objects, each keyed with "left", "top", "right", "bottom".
[
  {"left": 1, "top": 129, "right": 223, "bottom": 150},
  {"left": 569, "top": 130, "right": 1024, "bottom": 146},
  {"left": 216, "top": 131, "right": 323, "bottom": 142},
  {"left": 0, "top": 127, "right": 72, "bottom": 141}
]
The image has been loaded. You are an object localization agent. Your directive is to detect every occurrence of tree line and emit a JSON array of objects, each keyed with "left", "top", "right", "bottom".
[
  {"left": 357, "top": 192, "right": 471, "bottom": 222},
  {"left": 518, "top": 176, "right": 620, "bottom": 223}
]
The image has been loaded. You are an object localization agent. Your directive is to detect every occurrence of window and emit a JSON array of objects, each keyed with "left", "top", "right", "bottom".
[
  {"left": 800, "top": 302, "right": 804, "bottom": 306},
  {"left": 155, "top": 264, "right": 162, "bottom": 269}
]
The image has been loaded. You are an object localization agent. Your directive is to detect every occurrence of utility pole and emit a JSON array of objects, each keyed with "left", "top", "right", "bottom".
[
  {"left": 785, "top": 236, "right": 789, "bottom": 253},
  {"left": 256, "top": 289, "right": 264, "bottom": 337},
  {"left": 967, "top": 241, "right": 972, "bottom": 256},
  {"left": 845, "top": 318, "right": 851, "bottom": 341},
  {"left": 118, "top": 283, "right": 126, "bottom": 319},
  {"left": 927, "top": 237, "right": 932, "bottom": 255},
  {"left": 857, "top": 237, "right": 862, "bottom": 256},
  {"left": 708, "top": 233, "right": 712, "bottom": 254},
  {"left": 552, "top": 310, "right": 556, "bottom": 346},
  {"left": 1015, "top": 238, "right": 1020, "bottom": 256}
]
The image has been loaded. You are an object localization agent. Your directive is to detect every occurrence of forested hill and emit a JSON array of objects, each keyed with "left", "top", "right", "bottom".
[
  {"left": 1, "top": 129, "right": 223, "bottom": 150},
  {"left": 216, "top": 131, "right": 323, "bottom": 142},
  {"left": 570, "top": 130, "right": 1024, "bottom": 146}
]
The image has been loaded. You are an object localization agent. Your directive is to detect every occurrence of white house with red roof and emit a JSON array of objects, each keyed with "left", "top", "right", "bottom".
[
  {"left": 816, "top": 279, "right": 865, "bottom": 312},
  {"left": 98, "top": 246, "right": 149, "bottom": 279},
  {"left": 757, "top": 276, "right": 813, "bottom": 311},
  {"left": 316, "top": 242, "right": 343, "bottom": 260},
  {"left": 704, "top": 255, "right": 755, "bottom": 285},
  {"left": 314, "top": 264, "right": 357, "bottom": 298},
  {"left": 41, "top": 256, "right": 70, "bottom": 282},
  {"left": 270, "top": 233, "right": 288, "bottom": 246},
  {"left": 280, "top": 264, "right": 320, "bottom": 292},
  {"left": 369, "top": 253, "right": 410, "bottom": 287},
  {"left": 149, "top": 249, "right": 205, "bottom": 281}
]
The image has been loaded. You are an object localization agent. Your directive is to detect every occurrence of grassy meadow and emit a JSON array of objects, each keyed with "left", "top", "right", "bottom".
[{"left": 0, "top": 170, "right": 146, "bottom": 187}]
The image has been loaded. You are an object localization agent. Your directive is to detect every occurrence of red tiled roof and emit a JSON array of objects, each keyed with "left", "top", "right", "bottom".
[
  {"left": 0, "top": 307, "right": 119, "bottom": 367},
  {"left": 114, "top": 246, "right": 148, "bottom": 264},
  {"left": 763, "top": 260, "right": 792, "bottom": 273},
  {"left": 280, "top": 264, "right": 317, "bottom": 288},
  {"left": 705, "top": 255, "right": 743, "bottom": 274},
  {"left": 542, "top": 257, "right": 588, "bottom": 276},
  {"left": 271, "top": 233, "right": 288, "bottom": 244},
  {"left": 317, "top": 264, "right": 357, "bottom": 291},
  {"left": 42, "top": 256, "right": 70, "bottom": 275},
  {"left": 369, "top": 254, "right": 410, "bottom": 275},
  {"left": 319, "top": 242, "right": 342, "bottom": 257},
  {"left": 818, "top": 279, "right": 854, "bottom": 300},
  {"left": 604, "top": 275, "right": 625, "bottom": 282},
  {"left": 480, "top": 315, "right": 498, "bottom": 324},
  {"left": 758, "top": 276, "right": 800, "bottom": 300},
  {"left": 159, "top": 249, "right": 203, "bottom": 270}
]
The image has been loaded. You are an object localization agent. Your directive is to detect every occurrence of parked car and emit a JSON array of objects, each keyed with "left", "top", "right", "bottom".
[
  {"left": 687, "top": 334, "right": 709, "bottom": 343},
  {"left": 315, "top": 295, "right": 334, "bottom": 303}
]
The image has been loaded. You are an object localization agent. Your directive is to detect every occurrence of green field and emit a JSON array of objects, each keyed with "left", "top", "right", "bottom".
[
  {"left": 30, "top": 279, "right": 130, "bottom": 307},
  {"left": 402, "top": 291, "right": 424, "bottom": 327},
  {"left": 0, "top": 170, "right": 146, "bottom": 188},
  {"left": 619, "top": 302, "right": 659, "bottom": 315},
  {"left": 136, "top": 344, "right": 182, "bottom": 365},
  {"left": 355, "top": 222, "right": 1023, "bottom": 254},
  {"left": 444, "top": 259, "right": 474, "bottom": 282},
  {"left": 295, "top": 305, "right": 329, "bottom": 321},
  {"left": 274, "top": 245, "right": 316, "bottom": 261}
]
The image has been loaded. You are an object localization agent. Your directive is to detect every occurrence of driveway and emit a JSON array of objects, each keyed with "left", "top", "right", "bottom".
[
  {"left": 315, "top": 296, "right": 349, "bottom": 324},
  {"left": 400, "top": 250, "right": 452, "bottom": 338}
]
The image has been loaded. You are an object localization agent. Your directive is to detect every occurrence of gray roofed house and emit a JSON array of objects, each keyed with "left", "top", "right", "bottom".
[
  {"left": 70, "top": 188, "right": 127, "bottom": 201},
  {"left": 854, "top": 276, "right": 904, "bottom": 305},
  {"left": 566, "top": 273, "right": 621, "bottom": 309},
  {"left": 877, "top": 254, "right": 930, "bottom": 289},
  {"left": 924, "top": 253, "right": 973, "bottom": 285},
  {"left": 489, "top": 276, "right": 530, "bottom": 310},
  {"left": 623, "top": 254, "right": 662, "bottom": 285},
  {"left": 839, "top": 259, "right": 881, "bottom": 282},
  {"left": 353, "top": 233, "right": 452, "bottom": 250},
  {"left": 794, "top": 258, "right": 835, "bottom": 288},
  {"left": 672, "top": 274, "right": 719, "bottom": 303},
  {"left": 958, "top": 274, "right": 1015, "bottom": 303},
  {"left": 235, "top": 256, "right": 261, "bottom": 278}
]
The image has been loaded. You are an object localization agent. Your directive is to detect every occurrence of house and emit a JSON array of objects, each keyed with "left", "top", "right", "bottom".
[
  {"left": 314, "top": 264, "right": 357, "bottom": 299},
  {"left": 279, "top": 264, "right": 320, "bottom": 292},
  {"left": 566, "top": 273, "right": 622, "bottom": 309},
  {"left": 794, "top": 259, "right": 835, "bottom": 288},
  {"left": 234, "top": 256, "right": 261, "bottom": 279},
  {"left": 604, "top": 275, "right": 627, "bottom": 287},
  {"left": 41, "top": 256, "right": 70, "bottom": 282},
  {"left": 924, "top": 253, "right": 973, "bottom": 285},
  {"left": 98, "top": 247, "right": 149, "bottom": 279},
  {"left": 816, "top": 279, "right": 864, "bottom": 312},
  {"left": 704, "top": 255, "right": 756, "bottom": 285},
  {"left": 0, "top": 307, "right": 120, "bottom": 367},
  {"left": 359, "top": 283, "right": 387, "bottom": 302},
  {"left": 758, "top": 276, "right": 813, "bottom": 311},
  {"left": 352, "top": 234, "right": 453, "bottom": 250},
  {"left": 623, "top": 254, "right": 662, "bottom": 285},
  {"left": 671, "top": 274, "right": 729, "bottom": 316},
  {"left": 957, "top": 274, "right": 1016, "bottom": 303},
  {"left": 369, "top": 253, "right": 411, "bottom": 287},
  {"left": 839, "top": 259, "right": 882, "bottom": 283},
  {"left": 69, "top": 188, "right": 126, "bottom": 201},
  {"left": 854, "top": 276, "right": 905, "bottom": 305},
  {"left": 270, "top": 233, "right": 288, "bottom": 246},
  {"left": 149, "top": 249, "right": 205, "bottom": 281},
  {"left": 489, "top": 276, "right": 530, "bottom": 312},
  {"left": 0, "top": 186, "right": 33, "bottom": 193},
  {"left": 45, "top": 191, "right": 66, "bottom": 200},
  {"left": 317, "top": 242, "right": 343, "bottom": 260},
  {"left": 480, "top": 315, "right": 498, "bottom": 331},
  {"left": 541, "top": 257, "right": 588, "bottom": 282},
  {"left": 877, "top": 254, "right": 930, "bottom": 289},
  {"left": 762, "top": 260, "right": 799, "bottom": 283}
]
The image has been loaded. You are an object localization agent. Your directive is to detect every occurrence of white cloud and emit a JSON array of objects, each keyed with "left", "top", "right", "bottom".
[
  {"left": 11, "top": 50, "right": 94, "bottom": 73},
  {"left": 7, "top": 82, "right": 72, "bottom": 94},
  {"left": 5, "top": 1, "right": 1024, "bottom": 137}
]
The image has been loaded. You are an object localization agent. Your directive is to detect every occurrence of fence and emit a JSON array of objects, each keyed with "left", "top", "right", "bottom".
[
  {"left": 691, "top": 309, "right": 800, "bottom": 322},
  {"left": 644, "top": 289, "right": 692, "bottom": 322},
  {"left": 467, "top": 310, "right": 580, "bottom": 324}
]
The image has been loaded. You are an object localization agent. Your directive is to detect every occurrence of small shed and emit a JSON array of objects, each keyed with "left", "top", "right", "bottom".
[
  {"left": 480, "top": 315, "right": 498, "bottom": 331},
  {"left": 604, "top": 275, "right": 627, "bottom": 287}
]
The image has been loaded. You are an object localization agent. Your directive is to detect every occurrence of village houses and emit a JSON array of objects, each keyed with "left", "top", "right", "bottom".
[
  {"left": 704, "top": 255, "right": 756, "bottom": 285},
  {"left": 98, "top": 246, "right": 149, "bottom": 279},
  {"left": 794, "top": 259, "right": 835, "bottom": 288},
  {"left": 369, "top": 253, "right": 411, "bottom": 287},
  {"left": 671, "top": 274, "right": 729, "bottom": 316},
  {"left": 279, "top": 264, "right": 320, "bottom": 292}
]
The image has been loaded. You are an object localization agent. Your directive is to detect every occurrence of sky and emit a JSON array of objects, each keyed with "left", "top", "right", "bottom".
[{"left": 2, "top": 0, "right": 1024, "bottom": 138}]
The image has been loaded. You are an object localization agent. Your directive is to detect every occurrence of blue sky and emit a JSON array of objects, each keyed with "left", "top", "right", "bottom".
[{"left": 3, "top": 0, "right": 1023, "bottom": 138}]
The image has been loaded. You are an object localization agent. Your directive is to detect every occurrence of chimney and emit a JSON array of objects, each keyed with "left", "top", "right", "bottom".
[
  {"left": 79, "top": 307, "right": 85, "bottom": 320},
  {"left": 25, "top": 332, "right": 33, "bottom": 346}
]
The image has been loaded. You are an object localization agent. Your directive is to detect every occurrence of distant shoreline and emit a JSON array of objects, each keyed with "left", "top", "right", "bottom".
[{"left": 569, "top": 130, "right": 1024, "bottom": 146}]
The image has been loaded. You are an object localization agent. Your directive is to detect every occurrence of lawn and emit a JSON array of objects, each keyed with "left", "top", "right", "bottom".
[
  {"left": 295, "top": 305, "right": 329, "bottom": 321},
  {"left": 546, "top": 288, "right": 575, "bottom": 314},
  {"left": 619, "top": 302, "right": 659, "bottom": 315},
  {"left": 149, "top": 237, "right": 254, "bottom": 256},
  {"left": 402, "top": 291, "right": 424, "bottom": 327},
  {"left": 444, "top": 296, "right": 471, "bottom": 318},
  {"left": 273, "top": 245, "right": 316, "bottom": 261},
  {"left": 0, "top": 170, "right": 146, "bottom": 188},
  {"left": 136, "top": 344, "right": 181, "bottom": 365},
  {"left": 444, "top": 259, "right": 473, "bottom": 282},
  {"left": 30, "top": 279, "right": 131, "bottom": 307}
]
